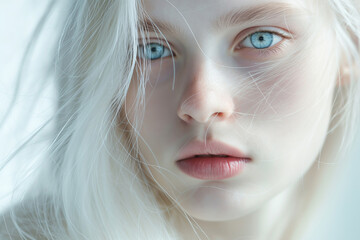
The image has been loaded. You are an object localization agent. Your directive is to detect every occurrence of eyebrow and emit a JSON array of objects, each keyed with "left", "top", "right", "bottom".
[{"left": 138, "top": 2, "right": 306, "bottom": 35}]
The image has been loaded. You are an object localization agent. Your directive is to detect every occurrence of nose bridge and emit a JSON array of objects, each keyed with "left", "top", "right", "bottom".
[{"left": 177, "top": 60, "right": 234, "bottom": 124}]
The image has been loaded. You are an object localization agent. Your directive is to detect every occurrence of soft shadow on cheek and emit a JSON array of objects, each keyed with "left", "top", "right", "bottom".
[
  {"left": 146, "top": 60, "right": 176, "bottom": 87},
  {"left": 125, "top": 60, "right": 178, "bottom": 142},
  {"left": 231, "top": 61, "right": 313, "bottom": 121}
]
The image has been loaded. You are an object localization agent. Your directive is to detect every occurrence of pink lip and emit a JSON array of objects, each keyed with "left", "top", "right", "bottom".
[
  {"left": 176, "top": 140, "right": 250, "bottom": 160},
  {"left": 176, "top": 157, "right": 250, "bottom": 180},
  {"left": 176, "top": 140, "right": 251, "bottom": 180}
]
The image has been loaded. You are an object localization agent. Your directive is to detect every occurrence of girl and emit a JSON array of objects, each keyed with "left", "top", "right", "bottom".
[{"left": 1, "top": 0, "right": 359, "bottom": 239}]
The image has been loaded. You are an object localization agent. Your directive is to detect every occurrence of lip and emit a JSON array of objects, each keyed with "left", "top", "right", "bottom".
[
  {"left": 176, "top": 140, "right": 250, "bottom": 161},
  {"left": 176, "top": 140, "right": 251, "bottom": 180}
]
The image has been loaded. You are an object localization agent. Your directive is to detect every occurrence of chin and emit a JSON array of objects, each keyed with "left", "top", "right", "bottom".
[{"left": 178, "top": 185, "right": 260, "bottom": 222}]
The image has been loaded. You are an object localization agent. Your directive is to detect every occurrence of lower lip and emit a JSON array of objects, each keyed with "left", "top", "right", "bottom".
[{"left": 176, "top": 157, "right": 250, "bottom": 180}]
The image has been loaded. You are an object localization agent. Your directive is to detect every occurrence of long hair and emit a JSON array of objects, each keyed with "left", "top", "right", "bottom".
[{"left": 0, "top": 0, "right": 359, "bottom": 239}]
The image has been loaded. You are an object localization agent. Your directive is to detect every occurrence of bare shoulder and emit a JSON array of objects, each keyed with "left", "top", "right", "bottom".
[{"left": 0, "top": 200, "right": 63, "bottom": 240}]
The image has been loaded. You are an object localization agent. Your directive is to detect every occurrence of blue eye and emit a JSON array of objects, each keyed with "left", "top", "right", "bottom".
[
  {"left": 242, "top": 32, "right": 283, "bottom": 49},
  {"left": 138, "top": 43, "right": 172, "bottom": 60}
]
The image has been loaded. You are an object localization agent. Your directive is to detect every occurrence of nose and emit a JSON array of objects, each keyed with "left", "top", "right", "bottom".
[{"left": 177, "top": 65, "right": 234, "bottom": 124}]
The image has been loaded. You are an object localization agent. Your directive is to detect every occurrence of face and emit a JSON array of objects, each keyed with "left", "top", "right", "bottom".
[{"left": 125, "top": 0, "right": 338, "bottom": 221}]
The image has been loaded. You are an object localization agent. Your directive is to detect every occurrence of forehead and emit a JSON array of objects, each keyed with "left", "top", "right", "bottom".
[
  {"left": 143, "top": 0, "right": 305, "bottom": 12},
  {"left": 140, "top": 0, "right": 311, "bottom": 35},
  {"left": 141, "top": 0, "right": 308, "bottom": 21}
]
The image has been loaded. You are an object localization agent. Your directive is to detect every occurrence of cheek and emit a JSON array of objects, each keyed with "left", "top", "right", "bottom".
[
  {"left": 232, "top": 57, "right": 335, "bottom": 123},
  {"left": 247, "top": 68, "right": 336, "bottom": 185},
  {"left": 125, "top": 60, "right": 175, "bottom": 118},
  {"left": 133, "top": 65, "right": 178, "bottom": 152},
  {"left": 146, "top": 60, "right": 176, "bottom": 86},
  {"left": 249, "top": 67, "right": 313, "bottom": 117}
]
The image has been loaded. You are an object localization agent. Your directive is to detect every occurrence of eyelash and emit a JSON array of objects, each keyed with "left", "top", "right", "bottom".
[
  {"left": 138, "top": 30, "right": 290, "bottom": 60},
  {"left": 253, "top": 41, "right": 288, "bottom": 58}
]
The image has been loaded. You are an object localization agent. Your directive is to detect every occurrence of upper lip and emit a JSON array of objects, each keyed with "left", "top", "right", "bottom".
[{"left": 176, "top": 139, "right": 251, "bottom": 161}]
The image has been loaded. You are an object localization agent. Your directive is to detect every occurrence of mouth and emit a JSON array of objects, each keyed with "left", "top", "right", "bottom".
[
  {"left": 176, "top": 139, "right": 250, "bottom": 161},
  {"left": 175, "top": 140, "right": 251, "bottom": 180},
  {"left": 193, "top": 154, "right": 230, "bottom": 158}
]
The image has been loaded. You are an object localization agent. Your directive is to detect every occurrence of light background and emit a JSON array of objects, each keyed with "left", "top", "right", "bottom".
[{"left": 0, "top": 1, "right": 359, "bottom": 239}]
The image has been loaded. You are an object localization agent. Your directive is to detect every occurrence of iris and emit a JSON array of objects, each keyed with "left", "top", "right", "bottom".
[
  {"left": 250, "top": 32, "right": 274, "bottom": 49},
  {"left": 140, "top": 43, "right": 166, "bottom": 60}
]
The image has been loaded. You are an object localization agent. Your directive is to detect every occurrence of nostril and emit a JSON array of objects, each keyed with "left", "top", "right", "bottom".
[
  {"left": 214, "top": 112, "right": 224, "bottom": 118},
  {"left": 184, "top": 114, "right": 192, "bottom": 122}
]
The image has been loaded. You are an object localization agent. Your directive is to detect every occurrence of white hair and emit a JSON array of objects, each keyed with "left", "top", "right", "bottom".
[{"left": 0, "top": 0, "right": 359, "bottom": 239}]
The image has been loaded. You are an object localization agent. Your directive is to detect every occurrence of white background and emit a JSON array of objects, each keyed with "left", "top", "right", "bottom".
[{"left": 0, "top": 1, "right": 359, "bottom": 239}]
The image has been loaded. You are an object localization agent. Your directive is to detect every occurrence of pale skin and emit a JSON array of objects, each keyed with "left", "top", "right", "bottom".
[{"left": 126, "top": 0, "right": 342, "bottom": 239}]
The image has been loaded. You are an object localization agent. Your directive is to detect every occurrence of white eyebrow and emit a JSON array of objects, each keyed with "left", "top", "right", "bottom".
[{"left": 215, "top": 3, "right": 305, "bottom": 31}]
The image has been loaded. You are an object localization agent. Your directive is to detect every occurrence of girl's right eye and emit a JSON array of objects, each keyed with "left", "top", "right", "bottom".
[{"left": 138, "top": 43, "right": 173, "bottom": 60}]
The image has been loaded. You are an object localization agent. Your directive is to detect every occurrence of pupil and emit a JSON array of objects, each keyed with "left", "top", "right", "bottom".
[
  {"left": 151, "top": 47, "right": 156, "bottom": 52},
  {"left": 259, "top": 36, "right": 264, "bottom": 41}
]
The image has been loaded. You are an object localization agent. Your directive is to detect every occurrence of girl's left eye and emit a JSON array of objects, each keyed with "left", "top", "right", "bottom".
[
  {"left": 241, "top": 31, "right": 283, "bottom": 49},
  {"left": 138, "top": 43, "right": 172, "bottom": 60}
]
